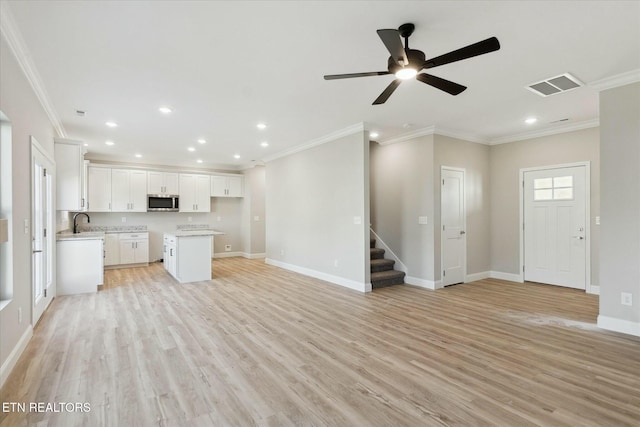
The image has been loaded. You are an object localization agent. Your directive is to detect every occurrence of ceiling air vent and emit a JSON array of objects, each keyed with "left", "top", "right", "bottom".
[{"left": 526, "top": 73, "right": 583, "bottom": 97}]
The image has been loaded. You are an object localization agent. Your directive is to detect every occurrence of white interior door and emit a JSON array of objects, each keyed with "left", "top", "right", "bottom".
[
  {"left": 524, "top": 165, "right": 586, "bottom": 289},
  {"left": 32, "top": 140, "right": 55, "bottom": 324},
  {"left": 441, "top": 168, "right": 466, "bottom": 286}
]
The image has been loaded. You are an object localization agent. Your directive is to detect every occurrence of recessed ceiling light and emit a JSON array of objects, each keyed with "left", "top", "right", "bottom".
[
  {"left": 158, "top": 106, "right": 172, "bottom": 114},
  {"left": 83, "top": 143, "right": 88, "bottom": 147},
  {"left": 187, "top": 147, "right": 195, "bottom": 152},
  {"left": 196, "top": 159, "right": 203, "bottom": 164},
  {"left": 135, "top": 154, "right": 142, "bottom": 158},
  {"left": 105, "top": 121, "right": 118, "bottom": 127},
  {"left": 105, "top": 141, "right": 115, "bottom": 146},
  {"left": 234, "top": 154, "right": 241, "bottom": 159},
  {"left": 256, "top": 123, "right": 267, "bottom": 130},
  {"left": 197, "top": 139, "right": 206, "bottom": 144},
  {"left": 260, "top": 141, "right": 269, "bottom": 147},
  {"left": 370, "top": 132, "right": 379, "bottom": 138},
  {"left": 525, "top": 117, "right": 538, "bottom": 124}
]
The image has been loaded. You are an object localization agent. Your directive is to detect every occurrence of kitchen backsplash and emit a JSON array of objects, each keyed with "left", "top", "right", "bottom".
[
  {"left": 176, "top": 224, "right": 213, "bottom": 230},
  {"left": 81, "top": 225, "right": 148, "bottom": 232}
]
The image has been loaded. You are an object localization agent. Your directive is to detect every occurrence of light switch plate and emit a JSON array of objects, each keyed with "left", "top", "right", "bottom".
[
  {"left": 254, "top": 216, "right": 260, "bottom": 221},
  {"left": 595, "top": 216, "right": 600, "bottom": 225},
  {"left": 353, "top": 216, "right": 362, "bottom": 225},
  {"left": 418, "top": 216, "right": 428, "bottom": 225}
]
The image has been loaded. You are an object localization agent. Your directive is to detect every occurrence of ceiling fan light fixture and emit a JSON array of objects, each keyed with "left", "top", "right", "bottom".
[{"left": 395, "top": 67, "right": 417, "bottom": 80}]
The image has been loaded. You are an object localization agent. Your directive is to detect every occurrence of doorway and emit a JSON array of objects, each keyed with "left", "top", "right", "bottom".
[
  {"left": 31, "top": 137, "right": 55, "bottom": 324},
  {"left": 522, "top": 163, "right": 589, "bottom": 290},
  {"left": 441, "top": 167, "right": 466, "bottom": 287}
]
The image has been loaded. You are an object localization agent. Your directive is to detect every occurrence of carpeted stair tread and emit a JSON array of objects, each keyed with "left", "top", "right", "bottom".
[
  {"left": 370, "top": 238, "right": 376, "bottom": 248},
  {"left": 370, "top": 248, "right": 385, "bottom": 259},
  {"left": 370, "top": 258, "right": 395, "bottom": 272},
  {"left": 371, "top": 270, "right": 405, "bottom": 288}
]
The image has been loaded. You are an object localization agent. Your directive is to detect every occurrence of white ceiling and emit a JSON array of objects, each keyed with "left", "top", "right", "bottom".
[{"left": 3, "top": 1, "right": 639, "bottom": 169}]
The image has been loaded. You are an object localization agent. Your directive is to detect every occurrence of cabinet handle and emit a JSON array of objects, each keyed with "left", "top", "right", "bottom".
[
  {"left": 170, "top": 248, "right": 173, "bottom": 256},
  {"left": 81, "top": 198, "right": 85, "bottom": 207},
  {"left": 164, "top": 244, "right": 166, "bottom": 253},
  {"left": 109, "top": 202, "right": 111, "bottom": 210}
]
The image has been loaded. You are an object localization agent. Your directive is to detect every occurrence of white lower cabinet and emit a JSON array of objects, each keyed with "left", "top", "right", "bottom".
[
  {"left": 104, "top": 232, "right": 149, "bottom": 267},
  {"left": 57, "top": 238, "right": 103, "bottom": 295},
  {"left": 104, "top": 234, "right": 120, "bottom": 266},
  {"left": 163, "top": 233, "right": 211, "bottom": 283}
]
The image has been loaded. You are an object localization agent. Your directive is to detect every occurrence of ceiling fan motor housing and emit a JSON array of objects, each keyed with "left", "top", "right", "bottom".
[{"left": 388, "top": 49, "right": 426, "bottom": 74}]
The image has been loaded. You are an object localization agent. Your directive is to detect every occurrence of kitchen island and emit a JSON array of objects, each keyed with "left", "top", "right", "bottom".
[
  {"left": 163, "top": 229, "right": 224, "bottom": 283},
  {"left": 56, "top": 232, "right": 105, "bottom": 295}
]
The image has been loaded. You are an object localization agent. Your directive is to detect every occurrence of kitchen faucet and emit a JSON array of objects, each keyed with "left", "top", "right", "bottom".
[{"left": 72, "top": 212, "right": 90, "bottom": 234}]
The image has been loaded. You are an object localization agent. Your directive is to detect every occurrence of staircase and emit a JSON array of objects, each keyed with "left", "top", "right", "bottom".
[{"left": 370, "top": 238, "right": 405, "bottom": 288}]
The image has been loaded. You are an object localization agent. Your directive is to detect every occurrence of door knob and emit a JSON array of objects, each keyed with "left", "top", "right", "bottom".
[
  {"left": 572, "top": 236, "right": 584, "bottom": 240},
  {"left": 460, "top": 231, "right": 466, "bottom": 235}
]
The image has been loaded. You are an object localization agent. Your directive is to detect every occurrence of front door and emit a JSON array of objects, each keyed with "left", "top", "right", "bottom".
[
  {"left": 523, "top": 165, "right": 586, "bottom": 289},
  {"left": 441, "top": 168, "right": 466, "bottom": 286},
  {"left": 32, "top": 139, "right": 55, "bottom": 324}
]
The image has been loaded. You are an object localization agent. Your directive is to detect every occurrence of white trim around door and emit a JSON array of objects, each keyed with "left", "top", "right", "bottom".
[
  {"left": 440, "top": 166, "right": 467, "bottom": 288},
  {"left": 519, "top": 162, "right": 592, "bottom": 293}
]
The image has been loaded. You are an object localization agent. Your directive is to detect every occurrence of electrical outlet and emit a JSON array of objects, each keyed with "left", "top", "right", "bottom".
[
  {"left": 121, "top": 217, "right": 126, "bottom": 223},
  {"left": 188, "top": 216, "right": 192, "bottom": 222},
  {"left": 595, "top": 216, "right": 600, "bottom": 225},
  {"left": 23, "top": 219, "right": 29, "bottom": 234},
  {"left": 621, "top": 292, "right": 633, "bottom": 306},
  {"left": 217, "top": 216, "right": 222, "bottom": 222},
  {"left": 280, "top": 249, "right": 285, "bottom": 256},
  {"left": 334, "top": 259, "right": 339, "bottom": 267},
  {"left": 18, "top": 307, "right": 22, "bottom": 323},
  {"left": 225, "top": 245, "right": 231, "bottom": 252}
]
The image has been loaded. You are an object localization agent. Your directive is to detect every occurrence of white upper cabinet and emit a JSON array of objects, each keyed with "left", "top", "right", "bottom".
[
  {"left": 55, "top": 139, "right": 86, "bottom": 211},
  {"left": 87, "top": 166, "right": 112, "bottom": 212},
  {"left": 179, "top": 174, "right": 211, "bottom": 212},
  {"left": 211, "top": 174, "right": 244, "bottom": 197},
  {"left": 111, "top": 169, "right": 147, "bottom": 212},
  {"left": 147, "top": 171, "right": 179, "bottom": 195}
]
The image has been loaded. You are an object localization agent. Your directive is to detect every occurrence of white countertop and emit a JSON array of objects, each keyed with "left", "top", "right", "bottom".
[
  {"left": 57, "top": 231, "right": 105, "bottom": 241},
  {"left": 166, "top": 230, "right": 225, "bottom": 237}
]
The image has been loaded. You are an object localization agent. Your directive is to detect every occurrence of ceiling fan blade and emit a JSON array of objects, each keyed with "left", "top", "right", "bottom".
[
  {"left": 416, "top": 73, "right": 467, "bottom": 95},
  {"left": 324, "top": 71, "right": 390, "bottom": 80},
  {"left": 423, "top": 37, "right": 500, "bottom": 69},
  {"left": 377, "top": 29, "right": 408, "bottom": 65},
  {"left": 373, "top": 79, "right": 402, "bottom": 105}
]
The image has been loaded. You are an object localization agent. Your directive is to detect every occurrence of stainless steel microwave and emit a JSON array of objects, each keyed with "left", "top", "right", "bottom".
[{"left": 147, "top": 194, "right": 179, "bottom": 212}]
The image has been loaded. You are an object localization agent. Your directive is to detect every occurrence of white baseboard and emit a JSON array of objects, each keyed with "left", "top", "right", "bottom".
[
  {"left": 213, "top": 251, "right": 244, "bottom": 259},
  {"left": 588, "top": 285, "right": 600, "bottom": 295},
  {"left": 243, "top": 252, "right": 266, "bottom": 259},
  {"left": 465, "top": 271, "right": 490, "bottom": 283},
  {"left": 265, "top": 258, "right": 370, "bottom": 293},
  {"left": 213, "top": 252, "right": 266, "bottom": 259},
  {"left": 597, "top": 315, "right": 640, "bottom": 337},
  {"left": 0, "top": 325, "right": 33, "bottom": 389},
  {"left": 405, "top": 276, "right": 436, "bottom": 290},
  {"left": 489, "top": 271, "right": 524, "bottom": 283}
]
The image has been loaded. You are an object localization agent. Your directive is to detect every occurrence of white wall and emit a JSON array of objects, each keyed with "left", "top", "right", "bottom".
[
  {"left": 241, "top": 165, "right": 265, "bottom": 256},
  {"left": 598, "top": 82, "right": 640, "bottom": 335},
  {"left": 0, "top": 35, "right": 56, "bottom": 382},
  {"left": 265, "top": 132, "right": 370, "bottom": 291}
]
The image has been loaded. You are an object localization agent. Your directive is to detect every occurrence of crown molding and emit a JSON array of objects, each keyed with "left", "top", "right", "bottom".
[
  {"left": 0, "top": 3, "right": 66, "bottom": 137},
  {"left": 261, "top": 122, "right": 366, "bottom": 163},
  {"left": 588, "top": 69, "right": 640, "bottom": 92},
  {"left": 377, "top": 126, "right": 435, "bottom": 146},
  {"left": 488, "top": 118, "right": 599, "bottom": 145},
  {"left": 434, "top": 126, "right": 490, "bottom": 145}
]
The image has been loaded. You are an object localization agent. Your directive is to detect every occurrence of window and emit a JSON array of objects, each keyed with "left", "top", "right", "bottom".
[
  {"left": 534, "top": 176, "right": 573, "bottom": 201},
  {"left": 0, "top": 111, "right": 13, "bottom": 307}
]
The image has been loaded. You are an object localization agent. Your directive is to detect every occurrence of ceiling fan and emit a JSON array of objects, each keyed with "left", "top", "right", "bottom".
[{"left": 323, "top": 23, "right": 500, "bottom": 105}]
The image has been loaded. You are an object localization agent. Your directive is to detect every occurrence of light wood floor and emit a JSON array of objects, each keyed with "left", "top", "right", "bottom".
[{"left": 1, "top": 258, "right": 639, "bottom": 426}]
